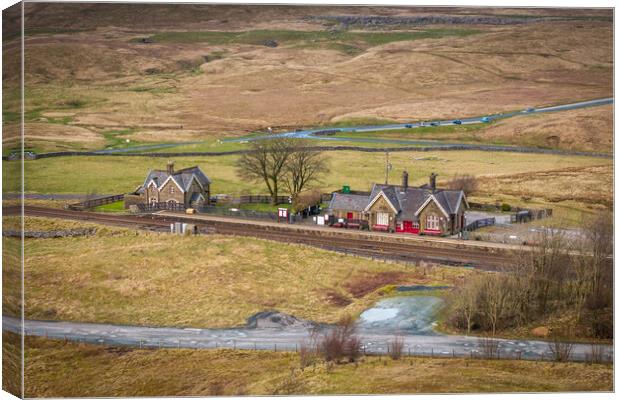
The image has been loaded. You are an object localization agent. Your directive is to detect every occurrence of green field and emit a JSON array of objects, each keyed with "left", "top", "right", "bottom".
[{"left": 147, "top": 29, "right": 481, "bottom": 49}]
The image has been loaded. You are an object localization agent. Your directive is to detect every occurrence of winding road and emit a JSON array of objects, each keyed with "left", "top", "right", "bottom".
[
  {"left": 80, "top": 97, "right": 613, "bottom": 156},
  {"left": 224, "top": 97, "right": 613, "bottom": 145}
]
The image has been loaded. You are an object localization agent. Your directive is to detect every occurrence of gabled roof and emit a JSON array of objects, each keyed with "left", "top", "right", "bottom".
[
  {"left": 139, "top": 166, "right": 211, "bottom": 193},
  {"left": 366, "top": 183, "right": 467, "bottom": 220},
  {"left": 364, "top": 187, "right": 400, "bottom": 214},
  {"left": 414, "top": 194, "right": 450, "bottom": 218}
]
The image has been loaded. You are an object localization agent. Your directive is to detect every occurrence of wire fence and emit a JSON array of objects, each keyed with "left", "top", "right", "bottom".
[{"left": 30, "top": 329, "right": 612, "bottom": 364}]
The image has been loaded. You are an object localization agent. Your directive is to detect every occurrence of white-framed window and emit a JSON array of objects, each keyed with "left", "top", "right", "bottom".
[
  {"left": 413, "top": 221, "right": 420, "bottom": 229},
  {"left": 170, "top": 185, "right": 175, "bottom": 194},
  {"left": 426, "top": 214, "right": 440, "bottom": 230},
  {"left": 150, "top": 197, "right": 157, "bottom": 206},
  {"left": 376, "top": 212, "right": 389, "bottom": 226}
]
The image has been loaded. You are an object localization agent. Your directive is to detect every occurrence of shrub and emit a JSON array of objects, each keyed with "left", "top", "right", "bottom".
[
  {"left": 586, "top": 344, "right": 608, "bottom": 364},
  {"left": 388, "top": 336, "right": 405, "bottom": 360},
  {"left": 500, "top": 203, "right": 511, "bottom": 212},
  {"left": 478, "top": 337, "right": 500, "bottom": 359},
  {"left": 319, "top": 315, "right": 361, "bottom": 363},
  {"left": 548, "top": 334, "right": 574, "bottom": 362}
]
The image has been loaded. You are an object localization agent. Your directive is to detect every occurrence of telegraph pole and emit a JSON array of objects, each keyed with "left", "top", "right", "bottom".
[{"left": 385, "top": 151, "right": 392, "bottom": 184}]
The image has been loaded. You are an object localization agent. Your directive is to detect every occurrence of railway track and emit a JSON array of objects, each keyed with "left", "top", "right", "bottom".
[{"left": 6, "top": 206, "right": 513, "bottom": 269}]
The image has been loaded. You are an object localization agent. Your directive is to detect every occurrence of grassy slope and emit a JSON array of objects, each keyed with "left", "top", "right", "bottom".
[
  {"left": 19, "top": 333, "right": 612, "bottom": 397},
  {"left": 7, "top": 15, "right": 611, "bottom": 152},
  {"left": 15, "top": 218, "right": 466, "bottom": 327}
]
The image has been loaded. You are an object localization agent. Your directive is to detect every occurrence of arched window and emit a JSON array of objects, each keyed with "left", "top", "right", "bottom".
[
  {"left": 426, "top": 214, "right": 440, "bottom": 230},
  {"left": 170, "top": 185, "right": 175, "bottom": 194},
  {"left": 150, "top": 198, "right": 157, "bottom": 206},
  {"left": 167, "top": 199, "right": 177, "bottom": 208}
]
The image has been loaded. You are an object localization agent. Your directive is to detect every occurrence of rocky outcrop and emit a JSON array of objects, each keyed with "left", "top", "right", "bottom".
[
  {"left": 246, "top": 311, "right": 317, "bottom": 329},
  {"left": 305, "top": 15, "right": 552, "bottom": 27}
]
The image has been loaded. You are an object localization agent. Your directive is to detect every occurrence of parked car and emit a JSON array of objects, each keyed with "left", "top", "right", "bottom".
[
  {"left": 481, "top": 117, "right": 490, "bottom": 123},
  {"left": 430, "top": 121, "right": 440, "bottom": 126},
  {"left": 524, "top": 107, "right": 535, "bottom": 113},
  {"left": 405, "top": 124, "right": 413, "bottom": 128},
  {"left": 452, "top": 120, "right": 462, "bottom": 125}
]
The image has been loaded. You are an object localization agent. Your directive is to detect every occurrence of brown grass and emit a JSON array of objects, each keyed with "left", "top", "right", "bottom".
[
  {"left": 18, "top": 333, "right": 613, "bottom": 397},
  {"left": 16, "top": 218, "right": 467, "bottom": 327},
  {"left": 6, "top": 5, "right": 611, "bottom": 151},
  {"left": 344, "top": 271, "right": 407, "bottom": 298},
  {"left": 477, "top": 164, "right": 613, "bottom": 209},
  {"left": 481, "top": 105, "right": 613, "bottom": 153}
]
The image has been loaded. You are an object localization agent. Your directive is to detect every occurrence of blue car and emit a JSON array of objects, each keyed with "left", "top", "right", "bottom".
[
  {"left": 452, "top": 120, "right": 462, "bottom": 125},
  {"left": 405, "top": 124, "right": 413, "bottom": 128},
  {"left": 481, "top": 117, "right": 490, "bottom": 123}
]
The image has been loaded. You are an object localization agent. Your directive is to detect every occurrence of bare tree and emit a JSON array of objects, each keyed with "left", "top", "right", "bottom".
[
  {"left": 236, "top": 138, "right": 295, "bottom": 204},
  {"left": 283, "top": 141, "right": 329, "bottom": 200},
  {"left": 481, "top": 274, "right": 511, "bottom": 336}
]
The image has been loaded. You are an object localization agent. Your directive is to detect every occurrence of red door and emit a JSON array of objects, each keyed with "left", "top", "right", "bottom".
[
  {"left": 403, "top": 221, "right": 413, "bottom": 231},
  {"left": 347, "top": 212, "right": 353, "bottom": 219}
]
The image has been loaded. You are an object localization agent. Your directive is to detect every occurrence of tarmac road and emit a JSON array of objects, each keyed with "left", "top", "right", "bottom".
[
  {"left": 4, "top": 296, "right": 613, "bottom": 362},
  {"left": 225, "top": 97, "right": 613, "bottom": 146}
]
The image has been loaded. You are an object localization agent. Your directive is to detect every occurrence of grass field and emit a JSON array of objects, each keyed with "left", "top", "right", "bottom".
[
  {"left": 7, "top": 150, "right": 611, "bottom": 224},
  {"left": 92, "top": 200, "right": 125, "bottom": 212},
  {"left": 14, "top": 217, "right": 466, "bottom": 327},
  {"left": 148, "top": 28, "right": 481, "bottom": 48},
  {"left": 16, "top": 333, "right": 613, "bottom": 397}
]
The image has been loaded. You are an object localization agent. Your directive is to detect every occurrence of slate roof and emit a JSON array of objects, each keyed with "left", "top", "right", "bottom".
[
  {"left": 328, "top": 193, "right": 370, "bottom": 212},
  {"left": 138, "top": 166, "right": 210, "bottom": 193},
  {"left": 332, "top": 183, "right": 466, "bottom": 221}
]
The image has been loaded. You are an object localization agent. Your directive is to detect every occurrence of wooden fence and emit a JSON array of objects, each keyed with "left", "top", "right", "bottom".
[
  {"left": 464, "top": 217, "right": 495, "bottom": 232},
  {"left": 237, "top": 195, "right": 289, "bottom": 204},
  {"left": 66, "top": 194, "right": 124, "bottom": 211}
]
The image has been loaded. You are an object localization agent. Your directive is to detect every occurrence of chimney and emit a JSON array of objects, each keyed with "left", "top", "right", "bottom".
[
  {"left": 167, "top": 161, "right": 175, "bottom": 175},
  {"left": 401, "top": 171, "right": 409, "bottom": 190},
  {"left": 429, "top": 172, "right": 437, "bottom": 192}
]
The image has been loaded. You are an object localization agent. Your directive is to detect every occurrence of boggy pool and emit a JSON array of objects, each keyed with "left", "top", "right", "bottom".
[{"left": 358, "top": 295, "right": 443, "bottom": 335}]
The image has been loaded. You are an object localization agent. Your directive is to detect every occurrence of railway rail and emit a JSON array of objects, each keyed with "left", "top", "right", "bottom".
[{"left": 6, "top": 206, "right": 513, "bottom": 269}]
